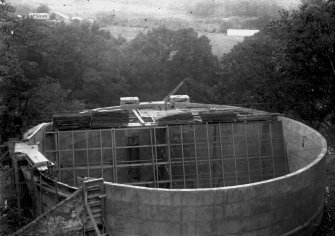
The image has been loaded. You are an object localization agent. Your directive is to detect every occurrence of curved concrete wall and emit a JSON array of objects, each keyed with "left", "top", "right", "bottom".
[{"left": 104, "top": 116, "right": 327, "bottom": 236}]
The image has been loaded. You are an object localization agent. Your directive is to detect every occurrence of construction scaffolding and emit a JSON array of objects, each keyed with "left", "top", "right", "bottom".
[{"left": 43, "top": 120, "right": 288, "bottom": 189}]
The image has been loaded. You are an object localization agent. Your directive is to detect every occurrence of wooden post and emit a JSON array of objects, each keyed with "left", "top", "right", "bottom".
[
  {"left": 39, "top": 174, "right": 42, "bottom": 215},
  {"left": 55, "top": 179, "right": 59, "bottom": 204},
  {"left": 13, "top": 158, "right": 21, "bottom": 210}
]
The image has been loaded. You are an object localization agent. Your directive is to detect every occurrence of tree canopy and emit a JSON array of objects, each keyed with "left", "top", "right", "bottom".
[
  {"left": 0, "top": 3, "right": 218, "bottom": 141},
  {"left": 1, "top": 0, "right": 335, "bottom": 141},
  {"left": 218, "top": 0, "right": 335, "bottom": 128}
]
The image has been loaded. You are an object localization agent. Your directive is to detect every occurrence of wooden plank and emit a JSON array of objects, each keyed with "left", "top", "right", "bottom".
[
  {"left": 132, "top": 109, "right": 145, "bottom": 125},
  {"left": 85, "top": 196, "right": 101, "bottom": 236}
]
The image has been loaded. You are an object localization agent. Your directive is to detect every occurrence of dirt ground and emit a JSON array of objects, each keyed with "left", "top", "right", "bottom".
[{"left": 314, "top": 132, "right": 335, "bottom": 235}]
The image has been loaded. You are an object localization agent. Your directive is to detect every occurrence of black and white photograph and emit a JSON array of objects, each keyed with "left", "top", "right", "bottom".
[{"left": 0, "top": 0, "right": 334, "bottom": 235}]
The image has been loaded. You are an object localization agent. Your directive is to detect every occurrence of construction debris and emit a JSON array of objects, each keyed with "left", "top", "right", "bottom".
[
  {"left": 52, "top": 112, "right": 91, "bottom": 130},
  {"left": 157, "top": 110, "right": 194, "bottom": 125},
  {"left": 199, "top": 110, "right": 237, "bottom": 122},
  {"left": 91, "top": 109, "right": 129, "bottom": 128}
]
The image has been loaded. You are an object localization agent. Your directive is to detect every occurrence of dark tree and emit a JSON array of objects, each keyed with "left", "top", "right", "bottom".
[
  {"left": 217, "top": 0, "right": 335, "bottom": 128},
  {"left": 35, "top": 4, "right": 50, "bottom": 13}
]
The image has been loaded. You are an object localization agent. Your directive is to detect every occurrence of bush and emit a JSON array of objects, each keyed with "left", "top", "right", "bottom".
[
  {"left": 0, "top": 207, "right": 32, "bottom": 235},
  {"left": 35, "top": 4, "right": 50, "bottom": 14}
]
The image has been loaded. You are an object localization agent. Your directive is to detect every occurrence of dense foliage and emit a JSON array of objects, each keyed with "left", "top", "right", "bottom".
[
  {"left": 1, "top": 0, "right": 335, "bottom": 142},
  {"left": 0, "top": 2, "right": 219, "bottom": 140},
  {"left": 218, "top": 0, "right": 335, "bottom": 128}
]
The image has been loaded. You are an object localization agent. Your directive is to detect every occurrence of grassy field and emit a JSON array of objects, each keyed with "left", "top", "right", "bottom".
[
  {"left": 201, "top": 33, "right": 244, "bottom": 57},
  {"left": 104, "top": 25, "right": 244, "bottom": 57},
  {"left": 13, "top": 0, "right": 246, "bottom": 57}
]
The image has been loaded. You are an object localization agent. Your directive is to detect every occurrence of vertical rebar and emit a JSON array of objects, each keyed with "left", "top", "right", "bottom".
[
  {"left": 71, "top": 131, "right": 75, "bottom": 186},
  {"left": 57, "top": 131, "right": 61, "bottom": 181},
  {"left": 244, "top": 123, "right": 251, "bottom": 184},
  {"left": 153, "top": 127, "right": 159, "bottom": 187},
  {"left": 218, "top": 123, "right": 225, "bottom": 187},
  {"left": 86, "top": 130, "right": 90, "bottom": 177},
  {"left": 206, "top": 123, "right": 213, "bottom": 188},
  {"left": 180, "top": 126, "right": 186, "bottom": 188},
  {"left": 167, "top": 127, "right": 173, "bottom": 188},
  {"left": 231, "top": 124, "right": 238, "bottom": 185},
  {"left": 193, "top": 125, "right": 200, "bottom": 188},
  {"left": 112, "top": 129, "right": 117, "bottom": 182},
  {"left": 150, "top": 128, "right": 156, "bottom": 187},
  {"left": 100, "top": 130, "right": 103, "bottom": 178},
  {"left": 256, "top": 122, "right": 264, "bottom": 180},
  {"left": 39, "top": 175, "right": 42, "bottom": 215},
  {"left": 269, "top": 122, "right": 275, "bottom": 177}
]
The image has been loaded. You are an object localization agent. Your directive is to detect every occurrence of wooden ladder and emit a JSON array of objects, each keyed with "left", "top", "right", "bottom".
[{"left": 83, "top": 178, "right": 108, "bottom": 236}]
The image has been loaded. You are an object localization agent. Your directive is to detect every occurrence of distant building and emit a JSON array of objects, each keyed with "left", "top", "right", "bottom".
[
  {"left": 87, "top": 19, "right": 94, "bottom": 25},
  {"left": 27, "top": 13, "right": 50, "bottom": 20},
  {"left": 71, "top": 16, "right": 83, "bottom": 23},
  {"left": 53, "top": 12, "right": 70, "bottom": 23},
  {"left": 227, "top": 29, "right": 260, "bottom": 37}
]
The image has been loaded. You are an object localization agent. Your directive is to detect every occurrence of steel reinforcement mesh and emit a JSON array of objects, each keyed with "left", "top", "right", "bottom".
[{"left": 43, "top": 121, "right": 288, "bottom": 188}]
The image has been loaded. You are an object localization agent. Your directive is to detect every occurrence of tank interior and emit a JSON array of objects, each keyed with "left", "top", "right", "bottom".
[{"left": 43, "top": 120, "right": 288, "bottom": 188}]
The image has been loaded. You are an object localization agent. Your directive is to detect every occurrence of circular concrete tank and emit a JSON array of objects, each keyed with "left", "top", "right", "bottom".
[{"left": 103, "top": 116, "right": 327, "bottom": 235}]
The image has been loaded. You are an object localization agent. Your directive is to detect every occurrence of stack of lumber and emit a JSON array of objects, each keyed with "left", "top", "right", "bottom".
[
  {"left": 157, "top": 110, "right": 194, "bottom": 125},
  {"left": 53, "top": 112, "right": 91, "bottom": 130},
  {"left": 236, "top": 113, "right": 277, "bottom": 122},
  {"left": 90, "top": 109, "right": 129, "bottom": 128},
  {"left": 199, "top": 110, "right": 237, "bottom": 123}
]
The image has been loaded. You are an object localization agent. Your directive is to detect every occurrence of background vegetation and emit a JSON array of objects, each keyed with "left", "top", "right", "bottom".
[
  {"left": 0, "top": 0, "right": 334, "bottom": 136},
  {"left": 1, "top": 0, "right": 335, "bottom": 233}
]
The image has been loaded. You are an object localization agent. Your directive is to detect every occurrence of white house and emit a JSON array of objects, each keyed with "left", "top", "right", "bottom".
[
  {"left": 227, "top": 29, "right": 260, "bottom": 37},
  {"left": 27, "top": 13, "right": 50, "bottom": 20},
  {"left": 54, "top": 12, "right": 70, "bottom": 23}
]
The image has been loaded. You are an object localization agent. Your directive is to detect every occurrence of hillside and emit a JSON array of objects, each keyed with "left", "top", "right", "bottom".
[{"left": 11, "top": 0, "right": 300, "bottom": 56}]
